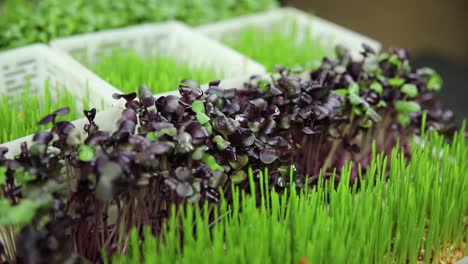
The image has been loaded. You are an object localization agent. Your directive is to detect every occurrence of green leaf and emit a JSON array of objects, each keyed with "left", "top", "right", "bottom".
[
  {"left": 376, "top": 52, "right": 389, "bottom": 62},
  {"left": 377, "top": 100, "right": 387, "bottom": 108},
  {"left": 147, "top": 132, "right": 157, "bottom": 141},
  {"left": 388, "top": 54, "right": 402, "bottom": 68},
  {"left": 370, "top": 81, "right": 383, "bottom": 94},
  {"left": 334, "top": 89, "right": 348, "bottom": 97},
  {"left": 0, "top": 199, "right": 42, "bottom": 226},
  {"left": 191, "top": 100, "right": 205, "bottom": 114},
  {"left": 0, "top": 167, "right": 6, "bottom": 185},
  {"left": 349, "top": 93, "right": 362, "bottom": 106},
  {"left": 398, "top": 113, "right": 411, "bottom": 126},
  {"left": 230, "top": 170, "right": 247, "bottom": 184},
  {"left": 353, "top": 107, "right": 363, "bottom": 116},
  {"left": 360, "top": 119, "right": 373, "bottom": 128},
  {"left": 388, "top": 77, "right": 405, "bottom": 88},
  {"left": 192, "top": 146, "right": 208, "bottom": 161},
  {"left": 401, "top": 84, "right": 418, "bottom": 97},
  {"left": 229, "top": 155, "right": 249, "bottom": 170},
  {"left": 79, "top": 144, "right": 95, "bottom": 162},
  {"left": 204, "top": 122, "right": 213, "bottom": 135},
  {"left": 427, "top": 74, "right": 442, "bottom": 91},
  {"left": 395, "top": 101, "right": 421, "bottom": 113},
  {"left": 258, "top": 79, "right": 269, "bottom": 92},
  {"left": 348, "top": 82, "right": 359, "bottom": 95},
  {"left": 196, "top": 112, "right": 210, "bottom": 125},
  {"left": 14, "top": 169, "right": 35, "bottom": 185},
  {"left": 202, "top": 154, "right": 224, "bottom": 172},
  {"left": 153, "top": 127, "right": 177, "bottom": 139},
  {"left": 213, "top": 135, "right": 230, "bottom": 150}
]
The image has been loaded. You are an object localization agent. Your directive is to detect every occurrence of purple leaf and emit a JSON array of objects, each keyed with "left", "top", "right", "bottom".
[
  {"left": 176, "top": 182, "right": 194, "bottom": 197},
  {"left": 32, "top": 131, "right": 53, "bottom": 145},
  {"left": 260, "top": 148, "right": 278, "bottom": 164},
  {"left": 54, "top": 107, "right": 70, "bottom": 116}
]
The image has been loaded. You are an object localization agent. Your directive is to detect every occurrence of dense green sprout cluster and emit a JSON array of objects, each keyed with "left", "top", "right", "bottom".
[
  {"left": 0, "top": 0, "right": 277, "bottom": 50},
  {"left": 0, "top": 82, "right": 89, "bottom": 143},
  {"left": 223, "top": 20, "right": 332, "bottom": 71},
  {"left": 111, "top": 129, "right": 468, "bottom": 264},
  {"left": 89, "top": 49, "right": 220, "bottom": 94}
]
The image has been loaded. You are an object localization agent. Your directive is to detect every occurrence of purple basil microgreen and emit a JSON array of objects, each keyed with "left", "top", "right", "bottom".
[
  {"left": 260, "top": 148, "right": 278, "bottom": 164},
  {"left": 32, "top": 131, "right": 54, "bottom": 145},
  {"left": 176, "top": 182, "right": 194, "bottom": 197},
  {"left": 53, "top": 107, "right": 70, "bottom": 116},
  {"left": 175, "top": 132, "right": 194, "bottom": 153},
  {"left": 113, "top": 92, "right": 139, "bottom": 109},
  {"left": 393, "top": 47, "right": 410, "bottom": 61},
  {"left": 37, "top": 113, "right": 56, "bottom": 125},
  {"left": 175, "top": 166, "right": 192, "bottom": 181},
  {"left": 84, "top": 131, "right": 109, "bottom": 146},
  {"left": 83, "top": 108, "right": 96, "bottom": 122},
  {"left": 212, "top": 116, "right": 239, "bottom": 136},
  {"left": 0, "top": 147, "right": 8, "bottom": 160},
  {"left": 147, "top": 141, "right": 174, "bottom": 155},
  {"left": 138, "top": 85, "right": 155, "bottom": 107}
]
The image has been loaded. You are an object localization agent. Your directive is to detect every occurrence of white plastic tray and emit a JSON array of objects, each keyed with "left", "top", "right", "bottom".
[
  {"left": 50, "top": 21, "right": 266, "bottom": 84},
  {"left": 0, "top": 44, "right": 121, "bottom": 108},
  {"left": 196, "top": 7, "right": 382, "bottom": 60}
]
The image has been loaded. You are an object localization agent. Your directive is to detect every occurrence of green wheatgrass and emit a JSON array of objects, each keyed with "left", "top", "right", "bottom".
[
  {"left": 223, "top": 21, "right": 333, "bottom": 72},
  {"left": 89, "top": 49, "right": 220, "bottom": 94},
  {"left": 0, "top": 81, "right": 89, "bottom": 143},
  {"left": 110, "top": 127, "right": 468, "bottom": 264}
]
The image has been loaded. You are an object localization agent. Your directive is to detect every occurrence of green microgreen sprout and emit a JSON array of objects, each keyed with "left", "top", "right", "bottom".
[
  {"left": 223, "top": 20, "right": 333, "bottom": 71},
  {"left": 89, "top": 49, "right": 220, "bottom": 94},
  {"left": 109, "top": 128, "right": 468, "bottom": 264}
]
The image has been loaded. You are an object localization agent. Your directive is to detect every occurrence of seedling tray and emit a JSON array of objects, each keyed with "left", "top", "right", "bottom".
[
  {"left": 197, "top": 7, "right": 381, "bottom": 60},
  {"left": 0, "top": 44, "right": 120, "bottom": 107},
  {"left": 0, "top": 107, "right": 123, "bottom": 158},
  {"left": 50, "top": 21, "right": 266, "bottom": 90}
]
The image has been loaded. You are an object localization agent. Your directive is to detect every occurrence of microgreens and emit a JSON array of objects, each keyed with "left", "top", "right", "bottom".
[
  {"left": 0, "top": 81, "right": 89, "bottom": 143},
  {"left": 0, "top": 46, "right": 461, "bottom": 263},
  {"left": 0, "top": 0, "right": 277, "bottom": 50},
  {"left": 88, "top": 49, "right": 220, "bottom": 94},
  {"left": 223, "top": 20, "right": 333, "bottom": 71},
  {"left": 110, "top": 128, "right": 467, "bottom": 264}
]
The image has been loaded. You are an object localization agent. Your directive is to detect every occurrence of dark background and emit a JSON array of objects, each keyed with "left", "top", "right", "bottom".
[{"left": 283, "top": 0, "right": 468, "bottom": 123}]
